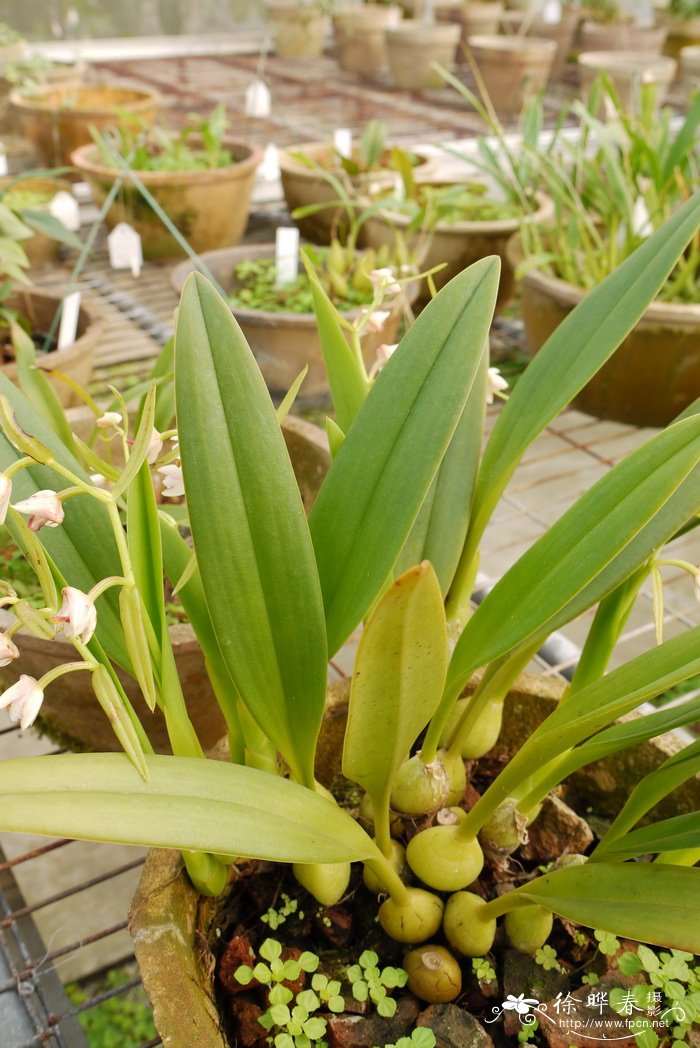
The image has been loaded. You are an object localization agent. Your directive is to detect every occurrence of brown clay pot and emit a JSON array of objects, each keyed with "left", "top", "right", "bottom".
[
  {"left": 0, "top": 176, "right": 73, "bottom": 267},
  {"left": 9, "top": 83, "right": 159, "bottom": 168},
  {"left": 577, "top": 50, "right": 677, "bottom": 107},
  {"left": 385, "top": 21, "right": 461, "bottom": 90},
  {"left": 130, "top": 671, "right": 700, "bottom": 1048},
  {"left": 279, "top": 140, "right": 436, "bottom": 244},
  {"left": 0, "top": 133, "right": 37, "bottom": 176},
  {"left": 680, "top": 43, "right": 700, "bottom": 88},
  {"left": 333, "top": 4, "right": 402, "bottom": 77},
  {"left": 71, "top": 139, "right": 262, "bottom": 263},
  {"left": 2, "top": 288, "right": 100, "bottom": 407},
  {"left": 576, "top": 19, "right": 667, "bottom": 53},
  {"left": 170, "top": 243, "right": 414, "bottom": 406},
  {"left": 0, "top": 412, "right": 330, "bottom": 754},
  {"left": 360, "top": 188, "right": 553, "bottom": 312},
  {"left": 509, "top": 236, "right": 700, "bottom": 426},
  {"left": 449, "top": 1, "right": 505, "bottom": 44},
  {"left": 265, "top": 1, "right": 329, "bottom": 58},
  {"left": 658, "top": 12, "right": 700, "bottom": 59},
  {"left": 466, "top": 33, "right": 557, "bottom": 112},
  {"left": 500, "top": 7, "right": 581, "bottom": 78}
]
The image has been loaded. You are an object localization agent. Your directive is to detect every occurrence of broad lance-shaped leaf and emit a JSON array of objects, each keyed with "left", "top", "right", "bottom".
[
  {"left": 0, "top": 754, "right": 376, "bottom": 865},
  {"left": 343, "top": 563, "right": 447, "bottom": 819},
  {"left": 507, "top": 863, "right": 700, "bottom": 953},
  {"left": 460, "top": 189, "right": 700, "bottom": 567},
  {"left": 310, "top": 256, "right": 500, "bottom": 656},
  {"left": 591, "top": 813, "right": 700, "bottom": 862},
  {"left": 175, "top": 274, "right": 328, "bottom": 787}
]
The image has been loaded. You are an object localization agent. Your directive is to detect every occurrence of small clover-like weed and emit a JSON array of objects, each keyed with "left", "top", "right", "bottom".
[
  {"left": 517, "top": 1017, "right": 539, "bottom": 1043},
  {"left": 377, "top": 1029, "right": 437, "bottom": 1048},
  {"left": 346, "top": 950, "right": 408, "bottom": 1019},
  {"left": 311, "top": 973, "right": 345, "bottom": 1013},
  {"left": 614, "top": 944, "right": 700, "bottom": 1047},
  {"left": 472, "top": 956, "right": 497, "bottom": 982},
  {"left": 262, "top": 892, "right": 303, "bottom": 930},
  {"left": 594, "top": 930, "right": 621, "bottom": 957},
  {"left": 535, "top": 945, "right": 564, "bottom": 973}
]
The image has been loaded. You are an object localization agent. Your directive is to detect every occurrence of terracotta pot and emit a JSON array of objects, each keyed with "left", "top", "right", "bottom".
[
  {"left": 130, "top": 671, "right": 700, "bottom": 1048},
  {"left": 0, "top": 176, "right": 73, "bottom": 267},
  {"left": 2, "top": 288, "right": 100, "bottom": 407},
  {"left": 333, "top": 4, "right": 402, "bottom": 77},
  {"left": 680, "top": 43, "right": 700, "bottom": 88},
  {"left": 449, "top": 1, "right": 505, "bottom": 44},
  {"left": 577, "top": 50, "right": 677, "bottom": 108},
  {"left": 265, "top": 2, "right": 329, "bottom": 58},
  {"left": 385, "top": 21, "right": 461, "bottom": 90},
  {"left": 170, "top": 243, "right": 414, "bottom": 405},
  {"left": 466, "top": 33, "right": 557, "bottom": 112},
  {"left": 657, "top": 11, "right": 700, "bottom": 59},
  {"left": 9, "top": 83, "right": 159, "bottom": 168},
  {"left": 0, "top": 411, "right": 330, "bottom": 753},
  {"left": 508, "top": 236, "right": 700, "bottom": 426},
  {"left": 71, "top": 139, "right": 262, "bottom": 263},
  {"left": 500, "top": 7, "right": 581, "bottom": 78},
  {"left": 576, "top": 19, "right": 667, "bottom": 53},
  {"left": 0, "top": 133, "right": 37, "bottom": 176},
  {"left": 0, "top": 59, "right": 85, "bottom": 133},
  {"left": 361, "top": 187, "right": 553, "bottom": 312},
  {"left": 279, "top": 140, "right": 436, "bottom": 244}
]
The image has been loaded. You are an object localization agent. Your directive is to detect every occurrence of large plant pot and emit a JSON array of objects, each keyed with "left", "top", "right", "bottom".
[
  {"left": 509, "top": 240, "right": 700, "bottom": 426},
  {"left": 279, "top": 140, "right": 436, "bottom": 244},
  {"left": 680, "top": 43, "right": 700, "bottom": 87},
  {"left": 385, "top": 21, "right": 461, "bottom": 90},
  {"left": 71, "top": 139, "right": 262, "bottom": 263},
  {"left": 265, "top": 1, "right": 329, "bottom": 58},
  {"left": 1, "top": 289, "right": 99, "bottom": 407},
  {"left": 130, "top": 671, "right": 700, "bottom": 1048},
  {"left": 466, "top": 33, "right": 557, "bottom": 112},
  {"left": 361, "top": 188, "right": 552, "bottom": 312},
  {"left": 577, "top": 50, "right": 677, "bottom": 108},
  {"left": 0, "top": 412, "right": 330, "bottom": 753},
  {"left": 0, "top": 133, "right": 37, "bottom": 175},
  {"left": 333, "top": 4, "right": 402, "bottom": 77},
  {"left": 501, "top": 8, "right": 581, "bottom": 78},
  {"left": 0, "top": 176, "right": 73, "bottom": 267},
  {"left": 658, "top": 11, "right": 700, "bottom": 59},
  {"left": 170, "top": 243, "right": 412, "bottom": 405},
  {"left": 577, "top": 19, "right": 667, "bottom": 53},
  {"left": 0, "top": 58, "right": 85, "bottom": 132},
  {"left": 449, "top": 1, "right": 505, "bottom": 44},
  {"left": 9, "top": 83, "right": 159, "bottom": 168}
]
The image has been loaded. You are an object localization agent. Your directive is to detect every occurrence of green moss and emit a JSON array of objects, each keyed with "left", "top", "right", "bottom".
[{"left": 66, "top": 966, "right": 157, "bottom": 1048}]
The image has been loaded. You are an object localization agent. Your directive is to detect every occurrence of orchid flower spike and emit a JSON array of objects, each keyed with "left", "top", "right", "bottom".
[
  {"left": 365, "top": 309, "right": 391, "bottom": 334},
  {"left": 147, "top": 428, "right": 164, "bottom": 465},
  {"left": 96, "top": 411, "right": 123, "bottom": 430},
  {"left": 369, "top": 268, "right": 401, "bottom": 296},
  {"left": 0, "top": 633, "right": 19, "bottom": 667},
  {"left": 0, "top": 474, "right": 11, "bottom": 524},
  {"left": 54, "top": 587, "right": 97, "bottom": 645},
  {"left": 486, "top": 367, "right": 509, "bottom": 405},
  {"left": 159, "top": 464, "right": 185, "bottom": 499},
  {"left": 12, "top": 490, "right": 64, "bottom": 532},
  {"left": 0, "top": 675, "right": 44, "bottom": 730}
]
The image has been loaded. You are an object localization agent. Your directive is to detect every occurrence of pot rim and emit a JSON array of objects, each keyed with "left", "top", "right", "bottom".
[
  {"left": 333, "top": 3, "right": 401, "bottom": 20},
  {"left": 278, "top": 140, "right": 434, "bottom": 178},
  {"left": 8, "top": 82, "right": 160, "bottom": 116},
  {"left": 385, "top": 19, "right": 461, "bottom": 37},
  {"left": 577, "top": 49, "right": 677, "bottom": 72},
  {"left": 366, "top": 188, "right": 553, "bottom": 236},
  {"left": 70, "top": 138, "right": 263, "bottom": 185},
  {"left": 467, "top": 31, "right": 557, "bottom": 51},
  {"left": 5, "top": 286, "right": 103, "bottom": 348}
]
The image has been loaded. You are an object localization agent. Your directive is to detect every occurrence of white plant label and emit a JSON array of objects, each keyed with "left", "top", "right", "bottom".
[
  {"left": 0, "top": 152, "right": 7, "bottom": 177},
  {"left": 108, "top": 222, "right": 143, "bottom": 278},
  {"left": 57, "top": 291, "right": 81, "bottom": 351},
  {"left": 541, "top": 0, "right": 562, "bottom": 23},
  {"left": 334, "top": 128, "right": 352, "bottom": 159},
  {"left": 260, "top": 143, "right": 281, "bottom": 182},
  {"left": 245, "top": 78, "right": 272, "bottom": 118},
  {"left": 49, "top": 190, "right": 81, "bottom": 232},
  {"left": 275, "top": 226, "right": 300, "bottom": 287}
]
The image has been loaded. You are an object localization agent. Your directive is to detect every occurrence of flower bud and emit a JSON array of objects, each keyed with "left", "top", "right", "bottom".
[
  {"left": 0, "top": 475, "right": 11, "bottom": 524},
  {"left": 0, "top": 674, "right": 44, "bottom": 729},
  {"left": 0, "top": 632, "right": 20, "bottom": 666},
  {"left": 12, "top": 490, "right": 64, "bottom": 532},
  {"left": 54, "top": 586, "right": 97, "bottom": 645}
]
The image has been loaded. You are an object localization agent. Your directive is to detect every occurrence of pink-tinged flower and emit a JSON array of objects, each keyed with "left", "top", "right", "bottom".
[
  {"left": 0, "top": 474, "right": 11, "bottom": 524},
  {"left": 12, "top": 490, "right": 64, "bottom": 532},
  {"left": 147, "top": 428, "right": 163, "bottom": 465},
  {"left": 366, "top": 309, "right": 391, "bottom": 334},
  {"left": 96, "top": 411, "right": 122, "bottom": 429},
  {"left": 369, "top": 342, "right": 398, "bottom": 379},
  {"left": 486, "top": 366, "right": 509, "bottom": 405},
  {"left": 159, "top": 464, "right": 185, "bottom": 498},
  {"left": 0, "top": 674, "right": 44, "bottom": 730},
  {"left": 369, "top": 268, "right": 401, "bottom": 296},
  {"left": 0, "top": 633, "right": 19, "bottom": 667},
  {"left": 54, "top": 587, "right": 97, "bottom": 645}
]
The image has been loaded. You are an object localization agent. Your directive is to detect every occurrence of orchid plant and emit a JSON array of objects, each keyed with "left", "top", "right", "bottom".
[{"left": 0, "top": 193, "right": 698, "bottom": 976}]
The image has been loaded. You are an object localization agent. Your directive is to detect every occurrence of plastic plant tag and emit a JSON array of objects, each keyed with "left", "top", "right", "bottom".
[
  {"left": 541, "top": 0, "right": 562, "bottom": 22},
  {"left": 49, "top": 191, "right": 81, "bottom": 232},
  {"left": 245, "top": 78, "right": 272, "bottom": 118},
  {"left": 108, "top": 222, "right": 143, "bottom": 278},
  {"left": 334, "top": 128, "right": 353, "bottom": 160},
  {"left": 275, "top": 226, "right": 300, "bottom": 287},
  {"left": 260, "top": 143, "right": 281, "bottom": 181},
  {"left": 72, "top": 181, "right": 92, "bottom": 202},
  {"left": 0, "top": 152, "right": 7, "bottom": 177},
  {"left": 57, "top": 291, "right": 81, "bottom": 351}
]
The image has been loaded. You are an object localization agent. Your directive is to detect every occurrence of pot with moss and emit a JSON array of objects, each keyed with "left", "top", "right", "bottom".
[
  {"left": 170, "top": 241, "right": 416, "bottom": 405},
  {"left": 71, "top": 107, "right": 261, "bottom": 263},
  {"left": 333, "top": 4, "right": 402, "bottom": 77},
  {"left": 0, "top": 53, "right": 85, "bottom": 132}
]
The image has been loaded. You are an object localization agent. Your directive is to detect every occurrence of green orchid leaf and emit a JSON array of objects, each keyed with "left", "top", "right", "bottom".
[
  {"left": 310, "top": 256, "right": 500, "bottom": 656},
  {"left": 112, "top": 384, "right": 156, "bottom": 500},
  {"left": 175, "top": 273, "right": 328, "bottom": 787},
  {"left": 276, "top": 365, "right": 309, "bottom": 423},
  {"left": 461, "top": 189, "right": 700, "bottom": 569},
  {"left": 509, "top": 862, "right": 700, "bottom": 953},
  {"left": 10, "top": 320, "right": 76, "bottom": 452},
  {"left": 0, "top": 753, "right": 377, "bottom": 864},
  {"left": 593, "top": 813, "right": 700, "bottom": 862},
  {"left": 21, "top": 207, "right": 83, "bottom": 250},
  {"left": 342, "top": 563, "right": 447, "bottom": 819},
  {"left": 127, "top": 458, "right": 165, "bottom": 641}
]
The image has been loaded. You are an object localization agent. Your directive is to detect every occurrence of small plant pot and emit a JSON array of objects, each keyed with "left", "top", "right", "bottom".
[
  {"left": 576, "top": 19, "right": 667, "bottom": 53},
  {"left": 680, "top": 43, "right": 700, "bottom": 88},
  {"left": 577, "top": 50, "right": 677, "bottom": 108},
  {"left": 9, "top": 83, "right": 160, "bottom": 168},
  {"left": 450, "top": 1, "right": 505, "bottom": 45},
  {"left": 0, "top": 175, "right": 73, "bottom": 267},
  {"left": 0, "top": 132, "right": 37, "bottom": 175},
  {"left": 71, "top": 139, "right": 262, "bottom": 263},
  {"left": 170, "top": 243, "right": 414, "bottom": 406},
  {"left": 0, "top": 59, "right": 85, "bottom": 132},
  {"left": 1, "top": 288, "right": 100, "bottom": 407},
  {"left": 657, "top": 11, "right": 700, "bottom": 59},
  {"left": 509, "top": 237, "right": 700, "bottom": 426},
  {"left": 500, "top": 7, "right": 581, "bottom": 78},
  {"left": 265, "top": 1, "right": 329, "bottom": 58},
  {"left": 466, "top": 33, "right": 557, "bottom": 112},
  {"left": 333, "top": 4, "right": 402, "bottom": 77},
  {"left": 385, "top": 21, "right": 461, "bottom": 91}
]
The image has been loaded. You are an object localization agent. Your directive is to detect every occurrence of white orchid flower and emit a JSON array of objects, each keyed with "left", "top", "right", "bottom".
[
  {"left": 369, "top": 268, "right": 401, "bottom": 296},
  {"left": 0, "top": 674, "right": 44, "bottom": 730},
  {"left": 12, "top": 490, "right": 64, "bottom": 532},
  {"left": 54, "top": 587, "right": 97, "bottom": 645},
  {"left": 486, "top": 367, "right": 509, "bottom": 404},
  {"left": 368, "top": 342, "right": 398, "bottom": 380},
  {"left": 159, "top": 464, "right": 185, "bottom": 499},
  {"left": 147, "top": 428, "right": 164, "bottom": 465},
  {"left": 96, "top": 411, "right": 123, "bottom": 429},
  {"left": 366, "top": 309, "right": 391, "bottom": 334},
  {"left": 0, "top": 633, "right": 19, "bottom": 667},
  {"left": 0, "top": 474, "right": 11, "bottom": 524}
]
